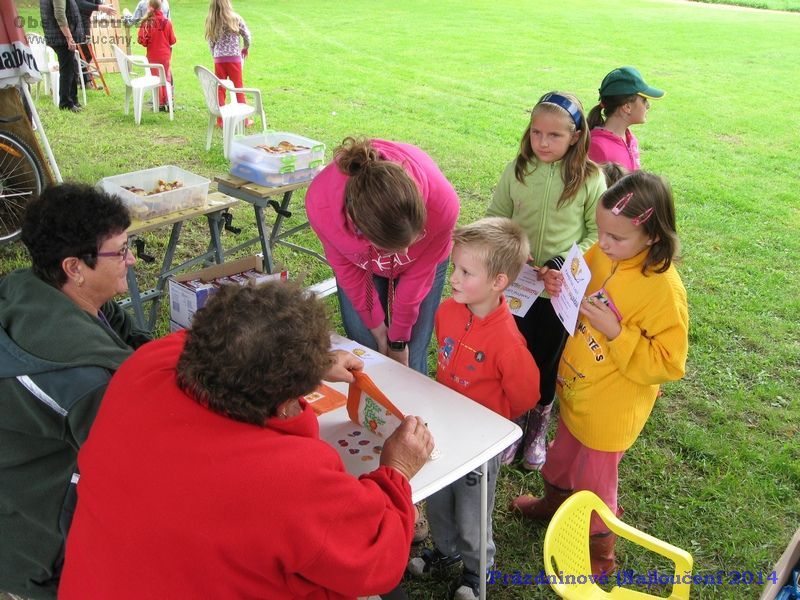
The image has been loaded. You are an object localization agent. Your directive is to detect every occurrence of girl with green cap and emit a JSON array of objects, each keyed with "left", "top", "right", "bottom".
[{"left": 587, "top": 66, "right": 665, "bottom": 171}]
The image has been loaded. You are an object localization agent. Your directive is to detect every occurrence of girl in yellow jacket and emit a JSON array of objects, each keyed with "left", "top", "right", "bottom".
[{"left": 512, "top": 171, "right": 689, "bottom": 577}]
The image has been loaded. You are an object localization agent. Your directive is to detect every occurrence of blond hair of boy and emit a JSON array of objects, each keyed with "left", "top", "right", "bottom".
[{"left": 452, "top": 216, "right": 530, "bottom": 289}]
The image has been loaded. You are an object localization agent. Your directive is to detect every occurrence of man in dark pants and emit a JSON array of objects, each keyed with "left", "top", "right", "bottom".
[
  {"left": 39, "top": 0, "right": 84, "bottom": 112},
  {"left": 74, "top": 0, "right": 116, "bottom": 88}
]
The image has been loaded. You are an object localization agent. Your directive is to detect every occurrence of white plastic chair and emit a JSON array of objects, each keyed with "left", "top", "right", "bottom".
[
  {"left": 26, "top": 34, "right": 51, "bottom": 99},
  {"left": 194, "top": 65, "right": 266, "bottom": 159},
  {"left": 112, "top": 45, "right": 173, "bottom": 125}
]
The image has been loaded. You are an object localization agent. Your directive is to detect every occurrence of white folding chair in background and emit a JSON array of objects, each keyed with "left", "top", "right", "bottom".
[
  {"left": 26, "top": 34, "right": 86, "bottom": 107},
  {"left": 25, "top": 34, "right": 51, "bottom": 100},
  {"left": 112, "top": 45, "right": 173, "bottom": 125},
  {"left": 194, "top": 64, "right": 266, "bottom": 159}
]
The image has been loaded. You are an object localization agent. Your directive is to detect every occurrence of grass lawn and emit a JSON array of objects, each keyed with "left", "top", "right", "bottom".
[{"left": 3, "top": 0, "right": 800, "bottom": 598}]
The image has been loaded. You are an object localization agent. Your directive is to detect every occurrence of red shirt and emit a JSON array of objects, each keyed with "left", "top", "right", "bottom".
[
  {"left": 137, "top": 10, "right": 175, "bottom": 60},
  {"left": 59, "top": 331, "right": 414, "bottom": 599},
  {"left": 435, "top": 297, "right": 540, "bottom": 420}
]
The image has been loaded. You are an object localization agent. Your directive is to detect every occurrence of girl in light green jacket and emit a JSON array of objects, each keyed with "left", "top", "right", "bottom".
[{"left": 488, "top": 91, "right": 606, "bottom": 470}]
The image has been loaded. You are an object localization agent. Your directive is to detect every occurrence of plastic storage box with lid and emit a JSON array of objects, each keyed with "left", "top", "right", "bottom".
[
  {"left": 229, "top": 161, "right": 324, "bottom": 188},
  {"left": 99, "top": 165, "right": 210, "bottom": 221},
  {"left": 229, "top": 132, "right": 325, "bottom": 172}
]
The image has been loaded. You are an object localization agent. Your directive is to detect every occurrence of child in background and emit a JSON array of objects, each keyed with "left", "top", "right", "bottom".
[
  {"left": 205, "top": 0, "right": 252, "bottom": 127},
  {"left": 488, "top": 92, "right": 606, "bottom": 470},
  {"left": 599, "top": 161, "right": 628, "bottom": 188},
  {"left": 137, "top": 0, "right": 175, "bottom": 111},
  {"left": 587, "top": 66, "right": 665, "bottom": 171},
  {"left": 124, "top": 0, "right": 170, "bottom": 25},
  {"left": 408, "top": 217, "right": 540, "bottom": 600},
  {"left": 512, "top": 171, "right": 689, "bottom": 576}
]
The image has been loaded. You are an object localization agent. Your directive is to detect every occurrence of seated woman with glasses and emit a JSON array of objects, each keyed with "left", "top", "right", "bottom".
[{"left": 0, "top": 182, "right": 151, "bottom": 600}]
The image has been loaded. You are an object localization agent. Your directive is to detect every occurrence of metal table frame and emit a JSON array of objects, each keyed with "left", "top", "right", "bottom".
[
  {"left": 215, "top": 175, "right": 328, "bottom": 274},
  {"left": 120, "top": 193, "right": 239, "bottom": 331}
]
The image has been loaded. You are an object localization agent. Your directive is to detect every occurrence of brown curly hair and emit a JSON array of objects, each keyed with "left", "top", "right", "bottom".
[{"left": 176, "top": 282, "right": 333, "bottom": 425}]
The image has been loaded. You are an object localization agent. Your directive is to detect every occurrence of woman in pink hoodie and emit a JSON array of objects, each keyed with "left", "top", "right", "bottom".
[{"left": 306, "top": 137, "right": 460, "bottom": 376}]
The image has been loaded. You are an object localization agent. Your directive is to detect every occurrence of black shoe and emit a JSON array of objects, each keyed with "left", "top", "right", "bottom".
[
  {"left": 407, "top": 547, "right": 462, "bottom": 577},
  {"left": 60, "top": 104, "right": 81, "bottom": 113}
]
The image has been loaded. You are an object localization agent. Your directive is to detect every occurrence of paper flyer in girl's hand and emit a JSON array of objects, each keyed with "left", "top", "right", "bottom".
[
  {"left": 551, "top": 243, "right": 591, "bottom": 336},
  {"left": 506, "top": 263, "right": 546, "bottom": 317}
]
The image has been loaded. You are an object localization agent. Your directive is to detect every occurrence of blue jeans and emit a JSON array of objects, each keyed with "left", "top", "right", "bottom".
[{"left": 336, "top": 260, "right": 448, "bottom": 376}]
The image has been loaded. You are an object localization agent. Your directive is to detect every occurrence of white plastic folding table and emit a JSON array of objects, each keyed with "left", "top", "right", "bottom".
[{"left": 318, "top": 334, "right": 522, "bottom": 600}]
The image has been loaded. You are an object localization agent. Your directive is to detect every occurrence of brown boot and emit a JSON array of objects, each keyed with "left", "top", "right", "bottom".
[
  {"left": 511, "top": 480, "right": 572, "bottom": 520},
  {"left": 589, "top": 531, "right": 618, "bottom": 577}
]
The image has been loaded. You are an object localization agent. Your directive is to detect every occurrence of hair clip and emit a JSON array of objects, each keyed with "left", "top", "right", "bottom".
[
  {"left": 611, "top": 192, "right": 634, "bottom": 215},
  {"left": 631, "top": 207, "right": 654, "bottom": 226}
]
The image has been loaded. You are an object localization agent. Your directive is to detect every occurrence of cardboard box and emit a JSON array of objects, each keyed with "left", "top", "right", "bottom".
[
  {"left": 760, "top": 526, "right": 800, "bottom": 600},
  {"left": 168, "top": 255, "right": 288, "bottom": 330}
]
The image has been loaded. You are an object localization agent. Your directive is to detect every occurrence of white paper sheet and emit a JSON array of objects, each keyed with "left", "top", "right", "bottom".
[
  {"left": 331, "top": 338, "right": 387, "bottom": 365},
  {"left": 505, "top": 264, "right": 546, "bottom": 317},
  {"left": 551, "top": 243, "right": 591, "bottom": 336}
]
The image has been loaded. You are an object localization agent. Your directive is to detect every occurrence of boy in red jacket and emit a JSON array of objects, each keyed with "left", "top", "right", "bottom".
[
  {"left": 408, "top": 217, "right": 541, "bottom": 600},
  {"left": 137, "top": 0, "right": 175, "bottom": 110}
]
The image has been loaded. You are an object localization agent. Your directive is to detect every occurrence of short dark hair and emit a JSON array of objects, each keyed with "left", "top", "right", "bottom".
[
  {"left": 21, "top": 183, "right": 131, "bottom": 288},
  {"left": 176, "top": 283, "right": 333, "bottom": 425}
]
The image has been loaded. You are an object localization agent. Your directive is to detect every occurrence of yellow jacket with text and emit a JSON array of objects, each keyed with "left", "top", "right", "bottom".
[{"left": 557, "top": 244, "right": 689, "bottom": 452}]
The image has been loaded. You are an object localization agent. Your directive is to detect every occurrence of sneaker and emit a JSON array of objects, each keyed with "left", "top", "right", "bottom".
[
  {"left": 453, "top": 569, "right": 480, "bottom": 600},
  {"left": 244, "top": 117, "right": 255, "bottom": 128},
  {"left": 522, "top": 402, "right": 553, "bottom": 470},
  {"left": 59, "top": 104, "right": 81, "bottom": 113},
  {"left": 407, "top": 548, "right": 462, "bottom": 577}
]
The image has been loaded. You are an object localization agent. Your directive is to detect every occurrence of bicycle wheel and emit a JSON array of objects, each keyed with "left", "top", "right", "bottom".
[{"left": 0, "top": 131, "right": 45, "bottom": 244}]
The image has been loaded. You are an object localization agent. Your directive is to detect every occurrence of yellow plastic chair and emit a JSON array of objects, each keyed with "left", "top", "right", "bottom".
[{"left": 543, "top": 491, "right": 693, "bottom": 599}]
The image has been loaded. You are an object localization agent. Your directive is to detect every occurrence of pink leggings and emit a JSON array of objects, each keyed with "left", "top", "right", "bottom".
[{"left": 541, "top": 417, "right": 624, "bottom": 535}]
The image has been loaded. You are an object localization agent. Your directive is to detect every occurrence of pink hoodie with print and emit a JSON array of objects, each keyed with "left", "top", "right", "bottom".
[{"left": 306, "top": 140, "right": 460, "bottom": 342}]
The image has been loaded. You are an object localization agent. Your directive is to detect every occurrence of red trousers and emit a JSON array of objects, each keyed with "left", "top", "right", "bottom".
[
  {"left": 147, "top": 51, "right": 172, "bottom": 107},
  {"left": 214, "top": 60, "right": 245, "bottom": 106}
]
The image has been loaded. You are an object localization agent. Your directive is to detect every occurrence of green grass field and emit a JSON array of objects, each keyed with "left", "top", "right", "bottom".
[{"left": 3, "top": 0, "right": 799, "bottom": 598}]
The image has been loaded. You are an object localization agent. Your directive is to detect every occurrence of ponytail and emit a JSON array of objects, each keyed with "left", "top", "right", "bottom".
[
  {"left": 587, "top": 94, "right": 639, "bottom": 130},
  {"left": 586, "top": 103, "right": 604, "bottom": 130},
  {"left": 335, "top": 138, "right": 426, "bottom": 251}
]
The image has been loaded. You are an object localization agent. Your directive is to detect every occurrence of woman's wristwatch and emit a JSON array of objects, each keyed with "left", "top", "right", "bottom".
[{"left": 388, "top": 339, "right": 407, "bottom": 351}]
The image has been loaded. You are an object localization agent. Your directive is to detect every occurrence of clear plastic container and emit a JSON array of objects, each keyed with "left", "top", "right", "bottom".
[
  {"left": 99, "top": 166, "right": 210, "bottom": 220},
  {"left": 230, "top": 160, "right": 323, "bottom": 188},
  {"left": 229, "top": 132, "right": 325, "bottom": 172}
]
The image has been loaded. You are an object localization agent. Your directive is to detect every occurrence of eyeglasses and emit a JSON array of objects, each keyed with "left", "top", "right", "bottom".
[{"left": 95, "top": 242, "right": 131, "bottom": 260}]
